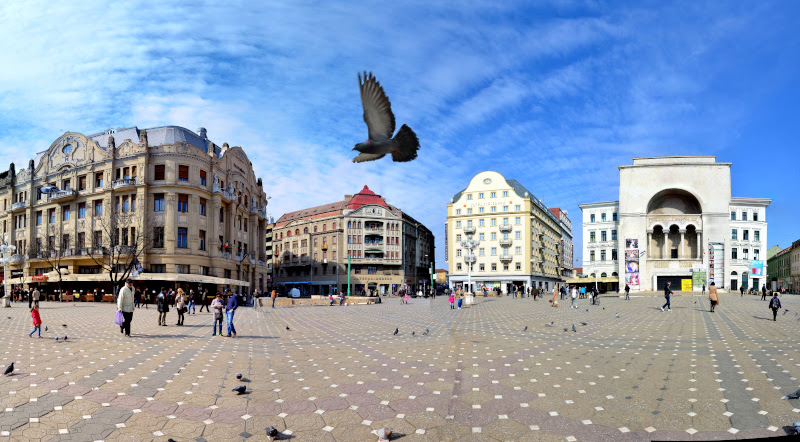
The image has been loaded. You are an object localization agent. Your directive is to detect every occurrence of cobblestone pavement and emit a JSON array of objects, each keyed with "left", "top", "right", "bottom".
[{"left": 1, "top": 292, "right": 799, "bottom": 441}]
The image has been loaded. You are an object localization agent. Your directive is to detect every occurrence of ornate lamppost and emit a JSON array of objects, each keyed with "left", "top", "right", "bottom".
[
  {"left": 460, "top": 228, "right": 479, "bottom": 301},
  {"left": 1, "top": 238, "right": 17, "bottom": 308}
]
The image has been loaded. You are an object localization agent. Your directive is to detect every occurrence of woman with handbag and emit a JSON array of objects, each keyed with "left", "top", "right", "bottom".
[{"left": 175, "top": 288, "right": 187, "bottom": 326}]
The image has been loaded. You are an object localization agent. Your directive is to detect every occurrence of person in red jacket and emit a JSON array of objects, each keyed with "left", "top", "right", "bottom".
[{"left": 29, "top": 302, "right": 42, "bottom": 338}]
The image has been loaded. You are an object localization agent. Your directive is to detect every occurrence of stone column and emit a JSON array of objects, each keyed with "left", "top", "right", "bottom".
[
  {"left": 696, "top": 231, "right": 701, "bottom": 259},
  {"left": 164, "top": 194, "right": 176, "bottom": 256},
  {"left": 209, "top": 195, "right": 221, "bottom": 259},
  {"left": 663, "top": 231, "right": 668, "bottom": 259},
  {"left": 679, "top": 229, "right": 686, "bottom": 259},
  {"left": 647, "top": 230, "right": 653, "bottom": 257}
]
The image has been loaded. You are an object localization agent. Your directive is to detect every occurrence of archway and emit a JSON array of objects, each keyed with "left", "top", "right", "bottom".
[{"left": 647, "top": 189, "right": 702, "bottom": 214}]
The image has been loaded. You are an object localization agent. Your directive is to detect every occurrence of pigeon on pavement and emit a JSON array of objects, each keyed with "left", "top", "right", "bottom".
[
  {"left": 45, "top": 326, "right": 48, "bottom": 332},
  {"left": 3, "top": 362, "right": 13, "bottom": 376},
  {"left": 393, "top": 328, "right": 398, "bottom": 336},
  {"left": 545, "top": 322, "right": 554, "bottom": 327},
  {"left": 786, "top": 389, "right": 800, "bottom": 400},
  {"left": 615, "top": 313, "right": 619, "bottom": 318},
  {"left": 371, "top": 427, "right": 393, "bottom": 442},
  {"left": 265, "top": 426, "right": 279, "bottom": 440},
  {"left": 62, "top": 324, "right": 67, "bottom": 327},
  {"left": 572, "top": 324, "right": 577, "bottom": 332},
  {"left": 236, "top": 373, "right": 243, "bottom": 380},
  {"left": 232, "top": 385, "right": 247, "bottom": 395},
  {"left": 412, "top": 331, "right": 415, "bottom": 336},
  {"left": 352, "top": 71, "right": 419, "bottom": 163},
  {"left": 580, "top": 322, "right": 588, "bottom": 326},
  {"left": 285, "top": 326, "right": 290, "bottom": 331},
  {"left": 563, "top": 328, "right": 568, "bottom": 332},
  {"left": 64, "top": 335, "right": 68, "bottom": 341},
  {"left": 523, "top": 326, "right": 528, "bottom": 331},
  {"left": 423, "top": 328, "right": 429, "bottom": 335}
]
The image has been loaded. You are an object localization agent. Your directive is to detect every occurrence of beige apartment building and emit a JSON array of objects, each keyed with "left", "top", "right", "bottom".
[
  {"left": 273, "top": 185, "right": 434, "bottom": 296},
  {"left": 0, "top": 125, "right": 270, "bottom": 297},
  {"left": 446, "top": 171, "right": 569, "bottom": 294}
]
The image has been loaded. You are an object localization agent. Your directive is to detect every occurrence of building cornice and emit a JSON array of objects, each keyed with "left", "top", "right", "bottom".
[
  {"left": 579, "top": 201, "right": 619, "bottom": 210},
  {"left": 730, "top": 197, "right": 772, "bottom": 207}
]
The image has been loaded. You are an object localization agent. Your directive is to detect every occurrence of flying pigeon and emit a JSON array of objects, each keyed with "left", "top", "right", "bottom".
[
  {"left": 3, "top": 362, "right": 13, "bottom": 376},
  {"left": 572, "top": 324, "right": 577, "bottom": 332},
  {"left": 352, "top": 72, "right": 419, "bottom": 163},
  {"left": 523, "top": 326, "right": 528, "bottom": 331},
  {"left": 786, "top": 389, "right": 800, "bottom": 400},
  {"left": 412, "top": 331, "right": 415, "bottom": 336},
  {"left": 393, "top": 328, "right": 398, "bottom": 336},
  {"left": 545, "top": 322, "right": 554, "bottom": 327},
  {"left": 265, "top": 426, "right": 279, "bottom": 439},
  {"left": 371, "top": 427, "right": 393, "bottom": 442},
  {"left": 232, "top": 385, "right": 247, "bottom": 395},
  {"left": 236, "top": 373, "right": 243, "bottom": 380}
]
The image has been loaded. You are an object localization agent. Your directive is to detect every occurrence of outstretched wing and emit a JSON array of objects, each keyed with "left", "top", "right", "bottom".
[
  {"left": 352, "top": 153, "right": 386, "bottom": 163},
  {"left": 359, "top": 71, "right": 395, "bottom": 140}
]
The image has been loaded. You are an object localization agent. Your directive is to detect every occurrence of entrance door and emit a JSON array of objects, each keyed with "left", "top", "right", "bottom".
[
  {"left": 752, "top": 278, "right": 759, "bottom": 292},
  {"left": 742, "top": 273, "right": 749, "bottom": 291},
  {"left": 730, "top": 279, "right": 738, "bottom": 291},
  {"left": 656, "top": 276, "right": 683, "bottom": 291}
]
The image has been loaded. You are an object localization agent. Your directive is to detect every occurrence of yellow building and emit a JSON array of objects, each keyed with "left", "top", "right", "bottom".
[
  {"left": 0, "top": 126, "right": 270, "bottom": 298},
  {"left": 446, "top": 171, "right": 568, "bottom": 294}
]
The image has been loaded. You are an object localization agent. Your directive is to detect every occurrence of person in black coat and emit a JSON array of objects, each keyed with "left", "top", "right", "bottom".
[
  {"left": 156, "top": 288, "right": 169, "bottom": 326},
  {"left": 661, "top": 281, "right": 673, "bottom": 312},
  {"left": 768, "top": 294, "right": 781, "bottom": 321}
]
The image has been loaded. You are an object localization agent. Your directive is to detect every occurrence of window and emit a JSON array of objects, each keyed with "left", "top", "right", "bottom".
[
  {"left": 94, "top": 200, "right": 103, "bottom": 217},
  {"left": 150, "top": 264, "right": 166, "bottom": 273},
  {"left": 502, "top": 191, "right": 508, "bottom": 197},
  {"left": 515, "top": 205, "right": 520, "bottom": 211},
  {"left": 491, "top": 218, "right": 497, "bottom": 226},
  {"left": 754, "top": 230, "right": 760, "bottom": 241},
  {"left": 491, "top": 232, "right": 497, "bottom": 240},
  {"left": 730, "top": 211, "right": 736, "bottom": 220},
  {"left": 478, "top": 233, "right": 485, "bottom": 240},
  {"left": 601, "top": 213, "right": 606, "bottom": 222},
  {"left": 612, "top": 212, "right": 617, "bottom": 221},
  {"left": 516, "top": 262, "right": 521, "bottom": 271},
  {"left": 590, "top": 232, "right": 596, "bottom": 242},
  {"left": 515, "top": 217, "right": 521, "bottom": 225},
  {"left": 611, "top": 230, "right": 617, "bottom": 241},
  {"left": 455, "top": 209, "right": 461, "bottom": 215},
  {"left": 590, "top": 214, "right": 595, "bottom": 223},
  {"left": 122, "top": 196, "right": 129, "bottom": 213},
  {"left": 479, "top": 263, "right": 485, "bottom": 271},
  {"left": 456, "top": 221, "right": 461, "bottom": 228},
  {"left": 467, "top": 208, "right": 472, "bottom": 214},
  {"left": 731, "top": 229, "right": 737, "bottom": 240},
  {"left": 178, "top": 165, "right": 189, "bottom": 181},
  {"left": 478, "top": 219, "right": 485, "bottom": 227},
  {"left": 49, "top": 208, "right": 55, "bottom": 224},
  {"left": 612, "top": 249, "right": 618, "bottom": 261},
  {"left": 503, "top": 263, "right": 509, "bottom": 271},
  {"left": 153, "top": 226, "right": 165, "bottom": 248},
  {"left": 456, "top": 234, "right": 461, "bottom": 242},
  {"left": 503, "top": 206, "right": 509, "bottom": 212},
  {"left": 121, "top": 227, "right": 129, "bottom": 246},
  {"left": 478, "top": 193, "right": 484, "bottom": 199},
  {"left": 48, "top": 235, "right": 55, "bottom": 251},
  {"left": 200, "top": 170, "right": 207, "bottom": 186},
  {"left": 93, "top": 231, "right": 102, "bottom": 247},
  {"left": 178, "top": 194, "right": 188, "bottom": 212},
  {"left": 219, "top": 208, "right": 224, "bottom": 222},
  {"left": 198, "top": 229, "right": 206, "bottom": 251},
  {"left": 456, "top": 263, "right": 462, "bottom": 271},
  {"left": 491, "top": 247, "right": 497, "bottom": 255},
  {"left": 456, "top": 249, "right": 462, "bottom": 257},
  {"left": 62, "top": 179, "right": 71, "bottom": 190},
  {"left": 78, "top": 175, "right": 87, "bottom": 191},
  {"left": 731, "top": 248, "right": 737, "bottom": 259},
  {"left": 479, "top": 248, "right": 485, "bottom": 256},
  {"left": 61, "top": 234, "right": 70, "bottom": 250},
  {"left": 177, "top": 227, "right": 188, "bottom": 248},
  {"left": 176, "top": 264, "right": 190, "bottom": 274},
  {"left": 131, "top": 195, "right": 136, "bottom": 212},
  {"left": 515, "top": 246, "right": 521, "bottom": 254},
  {"left": 62, "top": 205, "right": 70, "bottom": 221},
  {"left": 590, "top": 250, "right": 595, "bottom": 261},
  {"left": 95, "top": 172, "right": 104, "bottom": 188},
  {"left": 515, "top": 231, "right": 521, "bottom": 239},
  {"left": 601, "top": 231, "right": 607, "bottom": 242},
  {"left": 78, "top": 203, "right": 86, "bottom": 219},
  {"left": 490, "top": 192, "right": 496, "bottom": 198},
  {"left": 491, "top": 206, "right": 497, "bottom": 213},
  {"left": 741, "top": 211, "right": 747, "bottom": 221},
  {"left": 502, "top": 217, "right": 509, "bottom": 226},
  {"left": 479, "top": 207, "right": 484, "bottom": 214},
  {"left": 743, "top": 230, "right": 749, "bottom": 241},
  {"left": 199, "top": 198, "right": 206, "bottom": 216},
  {"left": 467, "top": 194, "right": 473, "bottom": 200},
  {"left": 601, "top": 250, "right": 606, "bottom": 261},
  {"left": 154, "top": 194, "right": 164, "bottom": 212},
  {"left": 743, "top": 248, "right": 749, "bottom": 260},
  {"left": 754, "top": 249, "right": 760, "bottom": 260},
  {"left": 154, "top": 165, "right": 165, "bottom": 180},
  {"left": 36, "top": 211, "right": 42, "bottom": 226},
  {"left": 753, "top": 211, "right": 758, "bottom": 221},
  {"left": 467, "top": 220, "right": 473, "bottom": 228}
]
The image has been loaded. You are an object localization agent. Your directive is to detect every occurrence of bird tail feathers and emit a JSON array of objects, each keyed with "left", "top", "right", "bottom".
[{"left": 391, "top": 124, "right": 419, "bottom": 162}]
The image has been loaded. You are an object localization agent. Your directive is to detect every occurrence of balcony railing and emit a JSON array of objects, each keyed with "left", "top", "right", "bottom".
[
  {"left": 499, "top": 224, "right": 512, "bottom": 232},
  {"left": 213, "top": 183, "right": 235, "bottom": 201},
  {"left": 499, "top": 239, "right": 513, "bottom": 247},
  {"left": 463, "top": 226, "right": 476, "bottom": 235},
  {"left": 221, "top": 251, "right": 232, "bottom": 259},
  {"left": 499, "top": 255, "right": 513, "bottom": 262},
  {"left": 111, "top": 178, "right": 138, "bottom": 189},
  {"left": 51, "top": 189, "right": 77, "bottom": 201},
  {"left": 11, "top": 201, "right": 28, "bottom": 212}
]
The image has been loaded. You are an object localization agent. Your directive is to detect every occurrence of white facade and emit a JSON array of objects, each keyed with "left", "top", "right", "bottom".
[{"left": 580, "top": 157, "right": 771, "bottom": 292}]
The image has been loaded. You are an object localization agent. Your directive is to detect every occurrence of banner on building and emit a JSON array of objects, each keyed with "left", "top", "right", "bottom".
[
  {"left": 625, "top": 238, "right": 640, "bottom": 289},
  {"left": 750, "top": 260, "right": 764, "bottom": 277},
  {"left": 692, "top": 267, "right": 707, "bottom": 291},
  {"left": 681, "top": 279, "right": 692, "bottom": 291},
  {"left": 708, "top": 242, "right": 724, "bottom": 287},
  {"left": 444, "top": 222, "right": 448, "bottom": 262}
]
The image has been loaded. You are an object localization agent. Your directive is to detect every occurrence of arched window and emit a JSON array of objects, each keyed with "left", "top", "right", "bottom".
[
  {"left": 612, "top": 272, "right": 618, "bottom": 276},
  {"left": 295, "top": 229, "right": 300, "bottom": 235},
  {"left": 303, "top": 227, "right": 309, "bottom": 234},
  {"left": 358, "top": 221, "right": 361, "bottom": 229},
  {"left": 332, "top": 222, "right": 337, "bottom": 230},
  {"left": 314, "top": 226, "right": 318, "bottom": 233},
  {"left": 347, "top": 221, "right": 351, "bottom": 228},
  {"left": 601, "top": 273, "right": 607, "bottom": 277},
  {"left": 287, "top": 230, "right": 292, "bottom": 237},
  {"left": 323, "top": 224, "right": 327, "bottom": 232}
]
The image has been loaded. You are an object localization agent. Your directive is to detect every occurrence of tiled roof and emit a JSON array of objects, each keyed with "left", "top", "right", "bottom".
[
  {"left": 276, "top": 201, "right": 345, "bottom": 225},
  {"left": 87, "top": 125, "right": 222, "bottom": 157},
  {"left": 347, "top": 185, "right": 390, "bottom": 210}
]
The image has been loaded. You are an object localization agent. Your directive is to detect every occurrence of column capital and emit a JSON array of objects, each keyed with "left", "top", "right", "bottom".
[{"left": 679, "top": 229, "right": 687, "bottom": 234}]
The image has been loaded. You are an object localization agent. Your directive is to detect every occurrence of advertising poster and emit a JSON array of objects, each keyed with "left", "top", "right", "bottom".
[
  {"left": 681, "top": 279, "right": 692, "bottom": 292},
  {"left": 708, "top": 242, "right": 724, "bottom": 287},
  {"left": 444, "top": 223, "right": 448, "bottom": 262},
  {"left": 692, "top": 268, "right": 707, "bottom": 291},
  {"left": 625, "top": 238, "right": 640, "bottom": 289},
  {"left": 750, "top": 260, "right": 763, "bottom": 277}
]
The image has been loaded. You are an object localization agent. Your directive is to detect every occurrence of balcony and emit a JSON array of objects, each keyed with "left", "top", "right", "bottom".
[
  {"left": 51, "top": 189, "right": 77, "bottom": 202},
  {"left": 463, "top": 226, "right": 476, "bottom": 235},
  {"left": 111, "top": 178, "right": 138, "bottom": 189},
  {"left": 213, "top": 182, "right": 235, "bottom": 201},
  {"left": 499, "top": 239, "right": 513, "bottom": 247},
  {"left": 499, "top": 224, "right": 512, "bottom": 232},
  {"left": 11, "top": 201, "right": 28, "bottom": 212},
  {"left": 221, "top": 251, "right": 233, "bottom": 259},
  {"left": 499, "top": 255, "right": 513, "bottom": 262}
]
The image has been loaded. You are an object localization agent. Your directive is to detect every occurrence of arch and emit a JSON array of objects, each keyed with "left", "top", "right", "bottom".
[
  {"left": 731, "top": 271, "right": 738, "bottom": 276},
  {"left": 612, "top": 272, "right": 618, "bottom": 276},
  {"left": 647, "top": 188, "right": 702, "bottom": 215},
  {"left": 303, "top": 227, "right": 309, "bottom": 234},
  {"left": 323, "top": 224, "right": 328, "bottom": 232},
  {"left": 601, "top": 272, "right": 607, "bottom": 277},
  {"left": 332, "top": 222, "right": 337, "bottom": 230},
  {"left": 314, "top": 225, "right": 318, "bottom": 233},
  {"left": 295, "top": 229, "right": 300, "bottom": 235}
]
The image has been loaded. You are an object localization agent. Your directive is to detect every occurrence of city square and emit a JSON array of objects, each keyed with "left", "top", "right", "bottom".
[{"left": 1, "top": 293, "right": 799, "bottom": 441}]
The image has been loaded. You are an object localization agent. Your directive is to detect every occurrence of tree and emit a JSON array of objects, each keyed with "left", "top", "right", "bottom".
[
  {"left": 87, "top": 209, "right": 155, "bottom": 298},
  {"left": 38, "top": 233, "right": 73, "bottom": 300}
]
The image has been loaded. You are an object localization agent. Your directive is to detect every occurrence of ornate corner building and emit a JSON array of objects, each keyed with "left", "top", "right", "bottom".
[
  {"left": 0, "top": 126, "right": 270, "bottom": 294},
  {"left": 580, "top": 156, "right": 771, "bottom": 292},
  {"left": 272, "top": 186, "right": 434, "bottom": 296}
]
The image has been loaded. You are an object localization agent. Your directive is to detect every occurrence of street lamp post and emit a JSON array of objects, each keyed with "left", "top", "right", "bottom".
[
  {"left": 460, "top": 231, "right": 479, "bottom": 297},
  {"left": 1, "top": 238, "right": 17, "bottom": 308}
]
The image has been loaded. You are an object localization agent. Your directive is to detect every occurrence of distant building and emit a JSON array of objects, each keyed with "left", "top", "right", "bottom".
[
  {"left": 549, "top": 207, "right": 574, "bottom": 279},
  {"left": 767, "top": 244, "right": 792, "bottom": 291},
  {"left": 435, "top": 268, "right": 448, "bottom": 285},
  {"left": 580, "top": 156, "right": 771, "bottom": 292}
]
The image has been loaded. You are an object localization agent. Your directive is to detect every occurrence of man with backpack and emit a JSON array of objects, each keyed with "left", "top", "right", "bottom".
[{"left": 768, "top": 294, "right": 781, "bottom": 321}]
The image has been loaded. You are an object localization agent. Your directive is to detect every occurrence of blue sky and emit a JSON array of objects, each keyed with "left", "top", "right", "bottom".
[{"left": 1, "top": 1, "right": 799, "bottom": 268}]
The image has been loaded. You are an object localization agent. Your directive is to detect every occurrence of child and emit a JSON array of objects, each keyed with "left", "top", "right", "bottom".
[
  {"left": 30, "top": 302, "right": 42, "bottom": 338},
  {"left": 448, "top": 293, "right": 455, "bottom": 309}
]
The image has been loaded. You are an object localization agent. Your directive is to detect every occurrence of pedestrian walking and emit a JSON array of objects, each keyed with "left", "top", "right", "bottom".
[
  {"left": 580, "top": 286, "right": 585, "bottom": 299},
  {"left": 740, "top": 285, "right": 745, "bottom": 297},
  {"left": 457, "top": 294, "right": 463, "bottom": 309},
  {"left": 117, "top": 279, "right": 135, "bottom": 337},
  {"left": 591, "top": 286, "right": 599, "bottom": 305},
  {"left": 211, "top": 293, "right": 225, "bottom": 336},
  {"left": 225, "top": 289, "right": 238, "bottom": 338},
  {"left": 551, "top": 286, "right": 559, "bottom": 307},
  {"left": 702, "top": 284, "right": 706, "bottom": 295},
  {"left": 404, "top": 292, "right": 409, "bottom": 304},
  {"left": 571, "top": 286, "right": 578, "bottom": 309},
  {"left": 188, "top": 290, "right": 196, "bottom": 314},
  {"left": 448, "top": 293, "right": 455, "bottom": 309},
  {"left": 29, "top": 287, "right": 40, "bottom": 309},
  {"left": 29, "top": 302, "right": 42, "bottom": 338},
  {"left": 624, "top": 284, "right": 630, "bottom": 300},
  {"left": 708, "top": 282, "right": 719, "bottom": 312},
  {"left": 271, "top": 289, "right": 277, "bottom": 308},
  {"left": 200, "top": 289, "right": 210, "bottom": 312},
  {"left": 768, "top": 294, "right": 781, "bottom": 321},
  {"left": 761, "top": 285, "right": 767, "bottom": 301},
  {"left": 661, "top": 281, "right": 673, "bottom": 312},
  {"left": 175, "top": 288, "right": 187, "bottom": 326},
  {"left": 156, "top": 288, "right": 168, "bottom": 326}
]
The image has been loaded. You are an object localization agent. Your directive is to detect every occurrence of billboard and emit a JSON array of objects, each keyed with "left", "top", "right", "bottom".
[
  {"left": 750, "top": 260, "right": 763, "bottom": 277},
  {"left": 444, "top": 222, "right": 448, "bottom": 262},
  {"left": 691, "top": 268, "right": 706, "bottom": 291},
  {"left": 708, "top": 242, "right": 724, "bottom": 287},
  {"left": 625, "top": 238, "right": 640, "bottom": 290}
]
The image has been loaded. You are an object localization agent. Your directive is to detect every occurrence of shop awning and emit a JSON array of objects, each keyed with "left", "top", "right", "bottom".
[
  {"left": 565, "top": 276, "right": 619, "bottom": 284},
  {"left": 133, "top": 273, "right": 250, "bottom": 287}
]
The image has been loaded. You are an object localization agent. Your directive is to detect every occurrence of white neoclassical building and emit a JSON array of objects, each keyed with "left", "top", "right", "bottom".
[{"left": 580, "top": 157, "right": 771, "bottom": 292}]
